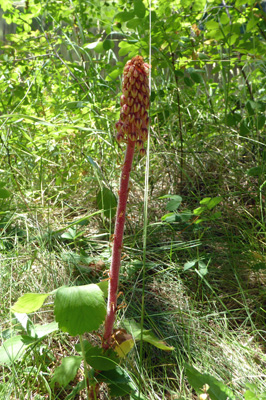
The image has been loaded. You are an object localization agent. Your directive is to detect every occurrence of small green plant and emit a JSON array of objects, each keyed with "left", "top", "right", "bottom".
[
  {"left": 160, "top": 195, "right": 222, "bottom": 277},
  {"left": 186, "top": 364, "right": 266, "bottom": 400},
  {"left": 186, "top": 364, "right": 236, "bottom": 400}
]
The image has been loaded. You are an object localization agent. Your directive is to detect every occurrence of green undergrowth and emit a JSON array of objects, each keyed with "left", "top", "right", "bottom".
[{"left": 1, "top": 182, "right": 266, "bottom": 398}]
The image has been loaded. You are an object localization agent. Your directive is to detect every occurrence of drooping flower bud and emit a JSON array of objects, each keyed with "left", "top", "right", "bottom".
[
  {"left": 120, "top": 95, "right": 127, "bottom": 106},
  {"left": 139, "top": 148, "right": 146, "bottom": 157},
  {"left": 116, "top": 132, "right": 124, "bottom": 143},
  {"left": 136, "top": 139, "right": 143, "bottom": 149},
  {"left": 115, "top": 55, "right": 151, "bottom": 155},
  {"left": 128, "top": 113, "right": 135, "bottom": 124},
  {"left": 140, "top": 128, "right": 148, "bottom": 141},
  {"left": 129, "top": 132, "right": 137, "bottom": 142}
]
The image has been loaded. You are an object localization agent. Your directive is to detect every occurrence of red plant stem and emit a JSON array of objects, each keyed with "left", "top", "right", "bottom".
[{"left": 102, "top": 140, "right": 136, "bottom": 349}]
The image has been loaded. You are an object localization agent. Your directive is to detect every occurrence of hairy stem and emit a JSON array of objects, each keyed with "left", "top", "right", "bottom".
[{"left": 102, "top": 140, "right": 136, "bottom": 348}]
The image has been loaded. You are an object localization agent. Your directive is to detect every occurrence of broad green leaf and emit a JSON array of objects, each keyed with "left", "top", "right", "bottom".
[
  {"left": 0, "top": 335, "right": 36, "bottom": 365},
  {"left": 226, "top": 113, "right": 241, "bottom": 127},
  {"left": 199, "top": 197, "right": 211, "bottom": 205},
  {"left": 114, "top": 338, "right": 134, "bottom": 358},
  {"left": 192, "top": 0, "right": 207, "bottom": 11},
  {"left": 98, "top": 366, "right": 130, "bottom": 384},
  {"left": 246, "top": 16, "right": 258, "bottom": 32},
  {"left": 123, "top": 319, "right": 174, "bottom": 351},
  {"left": 193, "top": 206, "right": 204, "bottom": 216},
  {"left": 98, "top": 367, "right": 135, "bottom": 397},
  {"left": 103, "top": 39, "right": 114, "bottom": 51},
  {"left": 227, "top": 34, "right": 239, "bottom": 45},
  {"left": 244, "top": 390, "right": 258, "bottom": 400},
  {"left": 118, "top": 42, "right": 137, "bottom": 57},
  {"left": 12, "top": 293, "right": 51, "bottom": 313},
  {"left": 0, "top": 188, "right": 10, "bottom": 198},
  {"left": 106, "top": 69, "right": 121, "bottom": 81},
  {"left": 97, "top": 280, "right": 108, "bottom": 298},
  {"left": 161, "top": 212, "right": 177, "bottom": 223},
  {"left": 85, "top": 41, "right": 105, "bottom": 53},
  {"left": 184, "top": 260, "right": 197, "bottom": 271},
  {"left": 247, "top": 166, "right": 264, "bottom": 176},
  {"left": 139, "top": 331, "right": 174, "bottom": 351},
  {"left": 159, "top": 194, "right": 182, "bottom": 203},
  {"left": 186, "top": 364, "right": 235, "bottom": 400},
  {"left": 75, "top": 339, "right": 93, "bottom": 354},
  {"left": 245, "top": 383, "right": 264, "bottom": 394},
  {"left": 96, "top": 187, "right": 117, "bottom": 219},
  {"left": 184, "top": 77, "right": 194, "bottom": 87},
  {"left": 51, "top": 356, "right": 82, "bottom": 388},
  {"left": 165, "top": 195, "right": 182, "bottom": 211},
  {"left": 85, "top": 346, "right": 119, "bottom": 371},
  {"left": 245, "top": 384, "right": 258, "bottom": 392},
  {"left": 198, "top": 261, "right": 208, "bottom": 277},
  {"left": 126, "top": 18, "right": 143, "bottom": 29},
  {"left": 175, "top": 69, "right": 184, "bottom": 77},
  {"left": 203, "top": 196, "right": 222, "bottom": 210},
  {"left": 34, "top": 321, "right": 59, "bottom": 338},
  {"left": 13, "top": 313, "right": 29, "bottom": 332},
  {"left": 244, "top": 384, "right": 266, "bottom": 400},
  {"left": 190, "top": 72, "right": 204, "bottom": 84},
  {"left": 54, "top": 284, "right": 106, "bottom": 336},
  {"left": 198, "top": 197, "right": 222, "bottom": 210},
  {"left": 198, "top": 53, "right": 209, "bottom": 60},
  {"left": 61, "top": 227, "right": 76, "bottom": 240},
  {"left": 220, "top": 13, "right": 230, "bottom": 25},
  {"left": 115, "top": 11, "right": 135, "bottom": 22},
  {"left": 246, "top": 100, "right": 256, "bottom": 116},
  {"left": 206, "top": 20, "right": 220, "bottom": 31},
  {"left": 134, "top": 0, "right": 146, "bottom": 18},
  {"left": 94, "top": 42, "right": 105, "bottom": 53},
  {"left": 14, "top": 312, "right": 38, "bottom": 338},
  {"left": 109, "top": 382, "right": 134, "bottom": 397},
  {"left": 180, "top": 210, "right": 193, "bottom": 222},
  {"left": 256, "top": 115, "right": 265, "bottom": 130},
  {"left": 240, "top": 120, "right": 250, "bottom": 135},
  {"left": 149, "top": 10, "right": 157, "bottom": 22},
  {"left": 85, "top": 41, "right": 101, "bottom": 49}
]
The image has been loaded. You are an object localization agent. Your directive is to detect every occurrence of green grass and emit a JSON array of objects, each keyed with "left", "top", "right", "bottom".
[{"left": 1, "top": 150, "right": 266, "bottom": 399}]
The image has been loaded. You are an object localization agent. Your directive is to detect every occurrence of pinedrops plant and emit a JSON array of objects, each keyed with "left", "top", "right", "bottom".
[{"left": 102, "top": 55, "right": 150, "bottom": 349}]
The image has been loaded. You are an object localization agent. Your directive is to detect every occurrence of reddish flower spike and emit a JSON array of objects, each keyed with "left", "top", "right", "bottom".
[{"left": 115, "top": 55, "right": 150, "bottom": 153}]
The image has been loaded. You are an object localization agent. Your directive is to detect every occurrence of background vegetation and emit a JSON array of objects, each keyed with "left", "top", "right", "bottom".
[{"left": 0, "top": 0, "right": 266, "bottom": 398}]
